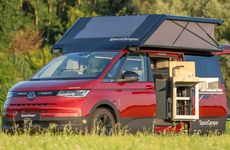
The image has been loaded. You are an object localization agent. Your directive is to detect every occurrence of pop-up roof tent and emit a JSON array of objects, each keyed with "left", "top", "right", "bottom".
[{"left": 52, "top": 14, "right": 223, "bottom": 53}]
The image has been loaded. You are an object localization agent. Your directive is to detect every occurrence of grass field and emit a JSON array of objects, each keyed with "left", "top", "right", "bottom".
[{"left": 1, "top": 121, "right": 230, "bottom": 150}]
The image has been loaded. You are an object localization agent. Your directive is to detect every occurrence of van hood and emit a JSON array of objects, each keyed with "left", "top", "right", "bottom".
[{"left": 10, "top": 79, "right": 98, "bottom": 92}]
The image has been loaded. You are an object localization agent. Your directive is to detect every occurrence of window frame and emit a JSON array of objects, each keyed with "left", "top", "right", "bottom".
[{"left": 103, "top": 52, "right": 150, "bottom": 82}]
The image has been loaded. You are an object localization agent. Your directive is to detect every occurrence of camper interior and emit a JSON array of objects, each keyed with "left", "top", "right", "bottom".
[{"left": 149, "top": 53, "right": 199, "bottom": 122}]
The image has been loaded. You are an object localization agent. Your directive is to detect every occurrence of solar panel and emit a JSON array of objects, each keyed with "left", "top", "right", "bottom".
[{"left": 74, "top": 16, "right": 147, "bottom": 39}]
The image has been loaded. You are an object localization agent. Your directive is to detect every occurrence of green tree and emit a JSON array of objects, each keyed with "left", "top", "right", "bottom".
[{"left": 0, "top": 0, "right": 26, "bottom": 51}]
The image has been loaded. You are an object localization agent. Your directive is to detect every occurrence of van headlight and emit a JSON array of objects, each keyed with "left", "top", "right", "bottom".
[
  {"left": 7, "top": 91, "right": 15, "bottom": 99},
  {"left": 57, "top": 90, "right": 89, "bottom": 98}
]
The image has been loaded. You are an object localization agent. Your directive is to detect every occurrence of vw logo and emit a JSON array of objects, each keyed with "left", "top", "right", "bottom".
[{"left": 27, "top": 92, "right": 36, "bottom": 100}]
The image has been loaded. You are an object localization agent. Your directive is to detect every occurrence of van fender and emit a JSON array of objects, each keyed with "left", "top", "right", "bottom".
[{"left": 89, "top": 100, "right": 120, "bottom": 122}]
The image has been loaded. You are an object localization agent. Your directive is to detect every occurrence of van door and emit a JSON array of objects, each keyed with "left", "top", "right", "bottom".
[{"left": 116, "top": 52, "right": 155, "bottom": 132}]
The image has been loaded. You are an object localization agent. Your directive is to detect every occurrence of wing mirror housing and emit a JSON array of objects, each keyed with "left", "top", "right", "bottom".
[{"left": 116, "top": 71, "right": 139, "bottom": 82}]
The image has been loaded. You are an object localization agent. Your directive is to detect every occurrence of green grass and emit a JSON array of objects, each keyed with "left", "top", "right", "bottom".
[{"left": 1, "top": 122, "right": 230, "bottom": 150}]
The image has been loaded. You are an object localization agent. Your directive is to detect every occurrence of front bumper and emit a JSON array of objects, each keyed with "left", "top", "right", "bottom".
[{"left": 2, "top": 116, "right": 89, "bottom": 132}]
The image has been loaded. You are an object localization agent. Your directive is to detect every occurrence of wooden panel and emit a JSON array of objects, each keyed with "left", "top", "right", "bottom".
[
  {"left": 169, "top": 61, "right": 196, "bottom": 77},
  {"left": 156, "top": 60, "right": 169, "bottom": 69}
]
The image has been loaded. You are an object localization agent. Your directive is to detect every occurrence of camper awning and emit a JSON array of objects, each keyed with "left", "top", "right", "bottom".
[{"left": 52, "top": 14, "right": 223, "bottom": 53}]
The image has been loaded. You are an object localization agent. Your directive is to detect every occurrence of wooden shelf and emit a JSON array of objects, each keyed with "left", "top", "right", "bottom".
[
  {"left": 172, "top": 77, "right": 199, "bottom": 121},
  {"left": 176, "top": 97, "right": 191, "bottom": 101}
]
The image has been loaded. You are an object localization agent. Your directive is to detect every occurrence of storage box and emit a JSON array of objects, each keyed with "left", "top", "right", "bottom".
[{"left": 169, "top": 61, "right": 196, "bottom": 77}]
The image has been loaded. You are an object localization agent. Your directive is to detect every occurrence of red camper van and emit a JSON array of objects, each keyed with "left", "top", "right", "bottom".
[{"left": 2, "top": 14, "right": 229, "bottom": 134}]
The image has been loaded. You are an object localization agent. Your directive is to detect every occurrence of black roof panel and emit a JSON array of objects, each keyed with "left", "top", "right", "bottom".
[{"left": 52, "top": 14, "right": 223, "bottom": 53}]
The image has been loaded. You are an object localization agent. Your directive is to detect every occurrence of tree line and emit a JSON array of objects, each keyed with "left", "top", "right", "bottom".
[{"left": 0, "top": 0, "right": 230, "bottom": 108}]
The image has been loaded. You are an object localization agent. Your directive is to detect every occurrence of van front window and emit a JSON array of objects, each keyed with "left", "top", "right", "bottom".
[{"left": 32, "top": 52, "right": 118, "bottom": 80}]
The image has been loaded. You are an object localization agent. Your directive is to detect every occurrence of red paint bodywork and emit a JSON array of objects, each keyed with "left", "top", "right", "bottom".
[{"left": 3, "top": 49, "right": 228, "bottom": 133}]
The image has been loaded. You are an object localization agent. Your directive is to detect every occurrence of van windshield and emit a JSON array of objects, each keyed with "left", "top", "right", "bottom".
[{"left": 32, "top": 52, "right": 118, "bottom": 80}]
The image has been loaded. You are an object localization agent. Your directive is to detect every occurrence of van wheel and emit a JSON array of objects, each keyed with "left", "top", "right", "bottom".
[{"left": 89, "top": 108, "right": 115, "bottom": 135}]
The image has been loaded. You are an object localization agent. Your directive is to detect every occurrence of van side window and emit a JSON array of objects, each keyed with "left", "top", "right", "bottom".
[
  {"left": 184, "top": 55, "right": 223, "bottom": 82},
  {"left": 119, "top": 53, "right": 147, "bottom": 82},
  {"left": 103, "top": 58, "right": 123, "bottom": 82}
]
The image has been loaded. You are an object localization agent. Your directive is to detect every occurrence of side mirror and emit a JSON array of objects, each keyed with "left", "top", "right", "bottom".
[{"left": 116, "top": 71, "right": 139, "bottom": 82}]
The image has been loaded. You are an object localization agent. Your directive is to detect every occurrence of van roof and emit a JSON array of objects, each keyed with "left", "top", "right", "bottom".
[{"left": 52, "top": 14, "right": 223, "bottom": 53}]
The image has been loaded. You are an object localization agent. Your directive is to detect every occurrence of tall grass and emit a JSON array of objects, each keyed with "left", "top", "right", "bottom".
[{"left": 1, "top": 122, "right": 230, "bottom": 150}]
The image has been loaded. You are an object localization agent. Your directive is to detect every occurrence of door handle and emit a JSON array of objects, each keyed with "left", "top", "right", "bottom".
[{"left": 145, "top": 85, "right": 154, "bottom": 90}]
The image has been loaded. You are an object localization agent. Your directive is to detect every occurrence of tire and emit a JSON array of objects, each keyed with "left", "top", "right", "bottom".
[{"left": 89, "top": 108, "right": 116, "bottom": 135}]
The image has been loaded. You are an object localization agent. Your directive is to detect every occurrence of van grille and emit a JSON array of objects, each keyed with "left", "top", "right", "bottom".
[
  {"left": 12, "top": 91, "right": 58, "bottom": 97},
  {"left": 10, "top": 103, "right": 55, "bottom": 107}
]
